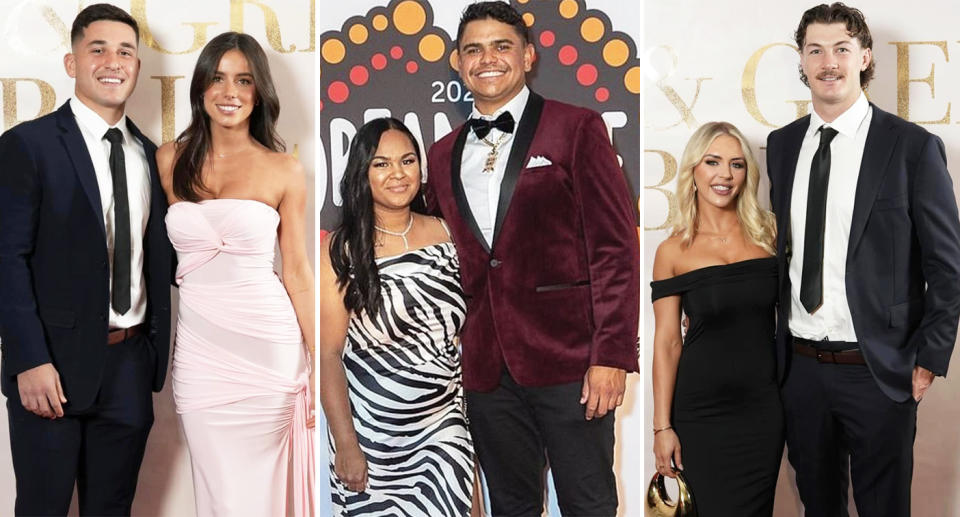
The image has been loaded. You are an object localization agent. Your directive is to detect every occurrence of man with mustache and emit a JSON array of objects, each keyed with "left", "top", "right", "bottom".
[
  {"left": 0, "top": 4, "right": 171, "bottom": 515},
  {"left": 766, "top": 3, "right": 960, "bottom": 515},
  {"left": 425, "top": 2, "right": 640, "bottom": 515}
]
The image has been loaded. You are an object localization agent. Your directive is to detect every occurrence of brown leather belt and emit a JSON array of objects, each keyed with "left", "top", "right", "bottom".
[
  {"left": 108, "top": 324, "right": 145, "bottom": 345},
  {"left": 793, "top": 338, "right": 866, "bottom": 365}
]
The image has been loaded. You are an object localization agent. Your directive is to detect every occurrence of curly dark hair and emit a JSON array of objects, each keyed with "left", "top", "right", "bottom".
[
  {"left": 456, "top": 1, "right": 530, "bottom": 48},
  {"left": 795, "top": 3, "right": 874, "bottom": 88}
]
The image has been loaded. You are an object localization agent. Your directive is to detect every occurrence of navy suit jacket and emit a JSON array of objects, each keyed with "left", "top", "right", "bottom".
[
  {"left": 766, "top": 104, "right": 960, "bottom": 401},
  {"left": 0, "top": 101, "right": 172, "bottom": 412}
]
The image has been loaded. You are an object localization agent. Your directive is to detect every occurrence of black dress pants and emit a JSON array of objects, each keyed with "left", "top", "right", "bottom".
[
  {"left": 782, "top": 343, "right": 917, "bottom": 517},
  {"left": 466, "top": 371, "right": 617, "bottom": 517},
  {"left": 6, "top": 334, "right": 155, "bottom": 516}
]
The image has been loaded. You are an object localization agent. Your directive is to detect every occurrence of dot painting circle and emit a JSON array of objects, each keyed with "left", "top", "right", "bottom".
[
  {"left": 559, "top": 0, "right": 579, "bottom": 19},
  {"left": 539, "top": 30, "right": 555, "bottom": 47},
  {"left": 349, "top": 65, "right": 369, "bottom": 86},
  {"left": 371, "top": 53, "right": 387, "bottom": 70},
  {"left": 419, "top": 34, "right": 445, "bottom": 62},
  {"left": 581, "top": 17, "right": 604, "bottom": 42},
  {"left": 349, "top": 24, "right": 368, "bottom": 44},
  {"left": 321, "top": 38, "right": 345, "bottom": 64},
  {"left": 603, "top": 39, "right": 629, "bottom": 67},
  {"left": 393, "top": 1, "right": 426, "bottom": 35},
  {"left": 558, "top": 45, "right": 578, "bottom": 66},
  {"left": 328, "top": 81, "right": 349, "bottom": 103},
  {"left": 624, "top": 66, "right": 642, "bottom": 94},
  {"left": 522, "top": 13, "right": 535, "bottom": 27},
  {"left": 595, "top": 87, "right": 609, "bottom": 102},
  {"left": 577, "top": 64, "right": 598, "bottom": 86},
  {"left": 372, "top": 14, "right": 388, "bottom": 31},
  {"left": 390, "top": 45, "right": 404, "bottom": 59},
  {"left": 406, "top": 60, "right": 419, "bottom": 74}
]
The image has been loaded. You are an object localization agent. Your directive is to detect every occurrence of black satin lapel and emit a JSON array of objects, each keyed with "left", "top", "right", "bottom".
[
  {"left": 848, "top": 106, "right": 897, "bottom": 255},
  {"left": 56, "top": 102, "right": 105, "bottom": 237},
  {"left": 491, "top": 92, "right": 544, "bottom": 250},
  {"left": 450, "top": 125, "right": 490, "bottom": 254}
]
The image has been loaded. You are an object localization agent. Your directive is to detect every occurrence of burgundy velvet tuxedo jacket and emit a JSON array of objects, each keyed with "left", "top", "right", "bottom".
[{"left": 426, "top": 92, "right": 640, "bottom": 391}]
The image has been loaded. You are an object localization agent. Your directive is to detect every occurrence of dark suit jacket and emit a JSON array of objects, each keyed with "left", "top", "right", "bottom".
[
  {"left": 766, "top": 104, "right": 960, "bottom": 401},
  {"left": 426, "top": 92, "right": 640, "bottom": 391},
  {"left": 0, "top": 101, "right": 172, "bottom": 411}
]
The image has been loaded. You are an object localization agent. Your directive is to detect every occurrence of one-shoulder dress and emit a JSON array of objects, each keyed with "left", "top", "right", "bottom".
[
  {"left": 328, "top": 241, "right": 474, "bottom": 516},
  {"left": 651, "top": 257, "right": 784, "bottom": 517},
  {"left": 166, "top": 199, "right": 314, "bottom": 516}
]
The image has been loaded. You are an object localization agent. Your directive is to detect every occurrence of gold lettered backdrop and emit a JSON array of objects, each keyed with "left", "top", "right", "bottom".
[
  {"left": 644, "top": 1, "right": 960, "bottom": 514},
  {"left": 0, "top": 1, "right": 315, "bottom": 515},
  {"left": 319, "top": 1, "right": 640, "bottom": 515}
]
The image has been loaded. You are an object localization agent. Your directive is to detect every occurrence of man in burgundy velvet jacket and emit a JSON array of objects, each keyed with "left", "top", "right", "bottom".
[{"left": 425, "top": 3, "right": 640, "bottom": 515}]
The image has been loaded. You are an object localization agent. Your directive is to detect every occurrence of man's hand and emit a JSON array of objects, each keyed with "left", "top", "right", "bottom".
[
  {"left": 17, "top": 363, "right": 67, "bottom": 419},
  {"left": 912, "top": 365, "right": 935, "bottom": 402},
  {"left": 580, "top": 365, "right": 626, "bottom": 420}
]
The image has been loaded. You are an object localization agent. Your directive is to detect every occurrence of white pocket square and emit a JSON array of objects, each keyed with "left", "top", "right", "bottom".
[{"left": 526, "top": 155, "right": 553, "bottom": 168}]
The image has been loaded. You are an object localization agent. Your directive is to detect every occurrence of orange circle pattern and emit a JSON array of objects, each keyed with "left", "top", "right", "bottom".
[
  {"left": 349, "top": 23, "right": 368, "bottom": 44},
  {"left": 419, "top": 34, "right": 446, "bottom": 62},
  {"left": 522, "top": 12, "right": 535, "bottom": 27},
  {"left": 559, "top": 0, "right": 579, "bottom": 19},
  {"left": 624, "top": 66, "right": 641, "bottom": 94},
  {"left": 321, "top": 38, "right": 346, "bottom": 64},
  {"left": 372, "top": 14, "right": 388, "bottom": 31},
  {"left": 580, "top": 17, "right": 604, "bottom": 42},
  {"left": 603, "top": 39, "right": 629, "bottom": 67},
  {"left": 393, "top": 1, "right": 426, "bottom": 35}
]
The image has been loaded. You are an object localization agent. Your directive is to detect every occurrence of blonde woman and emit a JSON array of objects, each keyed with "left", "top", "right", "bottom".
[{"left": 650, "top": 122, "right": 783, "bottom": 516}]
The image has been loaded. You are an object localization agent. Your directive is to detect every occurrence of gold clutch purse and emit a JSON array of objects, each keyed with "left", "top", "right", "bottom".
[{"left": 645, "top": 471, "right": 697, "bottom": 517}]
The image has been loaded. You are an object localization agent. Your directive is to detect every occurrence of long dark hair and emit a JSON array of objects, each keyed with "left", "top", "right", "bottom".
[
  {"left": 172, "top": 32, "right": 284, "bottom": 201},
  {"left": 330, "top": 117, "right": 426, "bottom": 316}
]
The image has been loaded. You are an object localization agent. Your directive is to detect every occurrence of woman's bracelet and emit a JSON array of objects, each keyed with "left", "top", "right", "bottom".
[{"left": 653, "top": 425, "right": 672, "bottom": 435}]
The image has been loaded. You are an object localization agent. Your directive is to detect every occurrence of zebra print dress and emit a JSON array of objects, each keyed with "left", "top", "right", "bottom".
[{"left": 329, "top": 241, "right": 474, "bottom": 516}]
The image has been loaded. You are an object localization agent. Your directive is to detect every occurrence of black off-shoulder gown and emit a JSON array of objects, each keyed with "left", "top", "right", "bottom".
[{"left": 651, "top": 257, "right": 784, "bottom": 517}]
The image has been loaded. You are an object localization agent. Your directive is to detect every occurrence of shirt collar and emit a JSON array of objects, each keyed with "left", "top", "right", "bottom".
[
  {"left": 807, "top": 92, "right": 870, "bottom": 139},
  {"left": 70, "top": 96, "right": 132, "bottom": 144},
  {"left": 469, "top": 85, "right": 530, "bottom": 124}
]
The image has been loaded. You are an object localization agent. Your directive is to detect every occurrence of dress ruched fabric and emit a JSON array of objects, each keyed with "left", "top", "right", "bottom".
[
  {"left": 329, "top": 241, "right": 474, "bottom": 516},
  {"left": 651, "top": 257, "right": 783, "bottom": 517},
  {"left": 166, "top": 199, "right": 313, "bottom": 516}
]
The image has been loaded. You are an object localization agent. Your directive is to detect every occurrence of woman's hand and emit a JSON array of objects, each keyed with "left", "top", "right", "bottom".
[
  {"left": 307, "top": 368, "right": 316, "bottom": 429},
  {"left": 653, "top": 428, "right": 683, "bottom": 478},
  {"left": 335, "top": 444, "right": 369, "bottom": 492}
]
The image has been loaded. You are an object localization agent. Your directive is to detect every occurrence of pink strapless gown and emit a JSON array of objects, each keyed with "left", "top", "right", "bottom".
[{"left": 166, "top": 199, "right": 314, "bottom": 516}]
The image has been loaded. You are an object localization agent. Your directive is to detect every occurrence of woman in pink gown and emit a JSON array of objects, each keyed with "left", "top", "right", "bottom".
[{"left": 156, "top": 32, "right": 315, "bottom": 516}]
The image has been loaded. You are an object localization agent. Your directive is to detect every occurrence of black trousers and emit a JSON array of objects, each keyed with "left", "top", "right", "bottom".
[
  {"left": 782, "top": 343, "right": 917, "bottom": 517},
  {"left": 6, "top": 334, "right": 155, "bottom": 516},
  {"left": 466, "top": 371, "right": 617, "bottom": 517}
]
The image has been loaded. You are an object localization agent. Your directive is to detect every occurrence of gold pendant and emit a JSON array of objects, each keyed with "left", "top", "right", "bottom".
[{"left": 483, "top": 148, "right": 498, "bottom": 173}]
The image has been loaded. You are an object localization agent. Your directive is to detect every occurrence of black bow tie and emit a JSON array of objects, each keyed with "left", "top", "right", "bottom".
[{"left": 468, "top": 111, "right": 515, "bottom": 140}]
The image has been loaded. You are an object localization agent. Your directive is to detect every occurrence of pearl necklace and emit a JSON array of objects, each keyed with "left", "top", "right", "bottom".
[{"left": 374, "top": 214, "right": 414, "bottom": 250}]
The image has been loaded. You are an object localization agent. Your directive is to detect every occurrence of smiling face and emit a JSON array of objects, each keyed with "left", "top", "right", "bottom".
[
  {"left": 203, "top": 49, "right": 256, "bottom": 130},
  {"left": 692, "top": 134, "right": 747, "bottom": 211},
  {"left": 64, "top": 20, "right": 139, "bottom": 124},
  {"left": 800, "top": 22, "right": 871, "bottom": 115},
  {"left": 454, "top": 18, "right": 534, "bottom": 115},
  {"left": 368, "top": 129, "right": 421, "bottom": 213}
]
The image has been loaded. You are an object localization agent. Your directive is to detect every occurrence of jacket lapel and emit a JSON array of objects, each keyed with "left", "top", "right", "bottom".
[
  {"left": 449, "top": 124, "right": 490, "bottom": 254},
  {"left": 848, "top": 105, "right": 898, "bottom": 257},
  {"left": 56, "top": 101, "right": 105, "bottom": 237},
  {"left": 778, "top": 116, "right": 810, "bottom": 248},
  {"left": 491, "top": 92, "right": 544, "bottom": 250}
]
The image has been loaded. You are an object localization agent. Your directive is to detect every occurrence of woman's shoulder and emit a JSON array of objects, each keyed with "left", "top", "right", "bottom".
[{"left": 155, "top": 141, "right": 178, "bottom": 173}]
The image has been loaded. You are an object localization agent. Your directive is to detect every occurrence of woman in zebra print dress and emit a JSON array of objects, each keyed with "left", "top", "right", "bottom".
[{"left": 318, "top": 118, "right": 475, "bottom": 516}]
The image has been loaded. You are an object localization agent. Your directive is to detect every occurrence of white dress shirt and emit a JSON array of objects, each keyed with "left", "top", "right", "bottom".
[
  {"left": 70, "top": 97, "right": 151, "bottom": 329},
  {"left": 788, "top": 92, "right": 871, "bottom": 341},
  {"left": 461, "top": 86, "right": 530, "bottom": 246}
]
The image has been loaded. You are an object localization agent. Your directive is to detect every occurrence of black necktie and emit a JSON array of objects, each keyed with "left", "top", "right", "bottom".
[
  {"left": 104, "top": 128, "right": 131, "bottom": 315},
  {"left": 468, "top": 111, "right": 515, "bottom": 140},
  {"left": 799, "top": 125, "right": 839, "bottom": 314}
]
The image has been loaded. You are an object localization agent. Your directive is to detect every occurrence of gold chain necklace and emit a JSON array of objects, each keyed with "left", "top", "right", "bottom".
[{"left": 479, "top": 132, "right": 509, "bottom": 173}]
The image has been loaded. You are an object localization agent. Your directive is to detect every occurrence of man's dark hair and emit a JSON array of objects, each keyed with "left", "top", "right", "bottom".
[
  {"left": 795, "top": 2, "right": 874, "bottom": 88},
  {"left": 456, "top": 1, "right": 530, "bottom": 48},
  {"left": 71, "top": 3, "right": 140, "bottom": 46}
]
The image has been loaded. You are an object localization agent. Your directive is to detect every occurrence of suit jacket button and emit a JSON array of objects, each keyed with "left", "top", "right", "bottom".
[{"left": 489, "top": 258, "right": 501, "bottom": 268}]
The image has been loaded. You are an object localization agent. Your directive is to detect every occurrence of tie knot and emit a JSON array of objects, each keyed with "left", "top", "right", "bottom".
[
  {"left": 819, "top": 125, "right": 838, "bottom": 146},
  {"left": 104, "top": 127, "right": 123, "bottom": 144},
  {"left": 469, "top": 111, "right": 515, "bottom": 139}
]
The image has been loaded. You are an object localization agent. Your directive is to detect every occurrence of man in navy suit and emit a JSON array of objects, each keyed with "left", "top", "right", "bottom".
[
  {"left": 766, "top": 3, "right": 960, "bottom": 515},
  {"left": 0, "top": 4, "right": 171, "bottom": 515}
]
